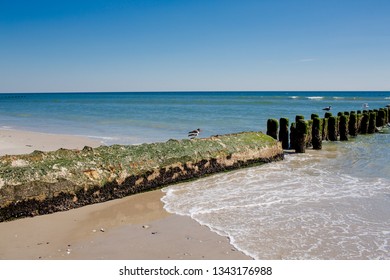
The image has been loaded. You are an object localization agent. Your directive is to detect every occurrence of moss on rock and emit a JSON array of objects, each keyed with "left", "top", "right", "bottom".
[{"left": 0, "top": 131, "right": 283, "bottom": 222}]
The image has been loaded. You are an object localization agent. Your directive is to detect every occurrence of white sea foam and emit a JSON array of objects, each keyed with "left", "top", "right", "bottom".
[
  {"left": 162, "top": 141, "right": 390, "bottom": 259},
  {"left": 289, "top": 96, "right": 299, "bottom": 99},
  {"left": 307, "top": 96, "right": 324, "bottom": 100},
  {"left": 385, "top": 97, "right": 390, "bottom": 100}
]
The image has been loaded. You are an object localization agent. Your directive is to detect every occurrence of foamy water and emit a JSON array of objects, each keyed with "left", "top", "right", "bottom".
[{"left": 162, "top": 132, "right": 390, "bottom": 259}]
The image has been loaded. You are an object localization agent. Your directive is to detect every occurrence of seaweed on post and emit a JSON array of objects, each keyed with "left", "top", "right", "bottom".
[
  {"left": 360, "top": 113, "right": 369, "bottom": 134},
  {"left": 368, "top": 112, "right": 377, "bottom": 134},
  {"left": 295, "top": 119, "right": 307, "bottom": 153},
  {"left": 279, "top": 117, "right": 289, "bottom": 149},
  {"left": 312, "top": 117, "right": 322, "bottom": 149},
  {"left": 339, "top": 115, "right": 349, "bottom": 141},
  {"left": 266, "top": 119, "right": 279, "bottom": 140},
  {"left": 349, "top": 112, "right": 358, "bottom": 136}
]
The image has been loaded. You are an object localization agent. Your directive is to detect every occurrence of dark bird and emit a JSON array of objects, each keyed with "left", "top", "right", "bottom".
[
  {"left": 188, "top": 128, "right": 201, "bottom": 139},
  {"left": 322, "top": 106, "right": 332, "bottom": 111}
]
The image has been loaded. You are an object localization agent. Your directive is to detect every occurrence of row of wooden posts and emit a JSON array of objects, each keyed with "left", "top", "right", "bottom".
[{"left": 266, "top": 106, "right": 390, "bottom": 153}]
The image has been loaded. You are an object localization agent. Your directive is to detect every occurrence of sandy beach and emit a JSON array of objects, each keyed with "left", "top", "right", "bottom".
[
  {"left": 0, "top": 129, "right": 250, "bottom": 260},
  {"left": 0, "top": 128, "right": 103, "bottom": 156}
]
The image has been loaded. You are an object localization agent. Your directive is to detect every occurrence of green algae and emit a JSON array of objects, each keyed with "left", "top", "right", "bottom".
[{"left": 0, "top": 131, "right": 282, "bottom": 220}]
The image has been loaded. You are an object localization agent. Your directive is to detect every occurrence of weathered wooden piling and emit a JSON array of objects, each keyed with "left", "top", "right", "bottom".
[
  {"left": 311, "top": 113, "right": 319, "bottom": 120},
  {"left": 339, "top": 115, "right": 349, "bottom": 141},
  {"left": 267, "top": 105, "right": 388, "bottom": 155},
  {"left": 360, "top": 113, "right": 369, "bottom": 134},
  {"left": 266, "top": 118, "right": 279, "bottom": 140},
  {"left": 328, "top": 116, "right": 338, "bottom": 141},
  {"left": 296, "top": 115, "right": 304, "bottom": 123},
  {"left": 368, "top": 112, "right": 377, "bottom": 134},
  {"left": 290, "top": 123, "right": 296, "bottom": 150},
  {"left": 322, "top": 118, "right": 329, "bottom": 141},
  {"left": 279, "top": 117, "right": 289, "bottom": 149},
  {"left": 377, "top": 109, "right": 386, "bottom": 127},
  {"left": 295, "top": 119, "right": 307, "bottom": 153},
  {"left": 306, "top": 120, "right": 313, "bottom": 148},
  {"left": 312, "top": 117, "right": 322, "bottom": 149},
  {"left": 384, "top": 108, "right": 389, "bottom": 124},
  {"left": 386, "top": 106, "right": 390, "bottom": 123},
  {"left": 349, "top": 112, "right": 358, "bottom": 136},
  {"left": 324, "top": 112, "right": 332, "bottom": 119}
]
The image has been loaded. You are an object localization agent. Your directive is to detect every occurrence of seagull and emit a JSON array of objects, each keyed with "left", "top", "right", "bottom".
[
  {"left": 322, "top": 106, "right": 332, "bottom": 111},
  {"left": 188, "top": 128, "right": 201, "bottom": 139},
  {"left": 362, "top": 103, "right": 369, "bottom": 109}
]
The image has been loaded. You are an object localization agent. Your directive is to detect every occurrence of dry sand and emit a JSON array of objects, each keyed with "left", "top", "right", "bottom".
[
  {"left": 0, "top": 128, "right": 103, "bottom": 156},
  {"left": 0, "top": 129, "right": 251, "bottom": 260}
]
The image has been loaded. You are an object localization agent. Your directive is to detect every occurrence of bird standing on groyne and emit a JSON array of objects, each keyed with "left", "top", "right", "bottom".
[
  {"left": 322, "top": 106, "right": 332, "bottom": 111},
  {"left": 188, "top": 128, "right": 201, "bottom": 139}
]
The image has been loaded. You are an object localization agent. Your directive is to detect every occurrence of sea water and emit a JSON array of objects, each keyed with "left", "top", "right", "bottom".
[
  {"left": 1, "top": 91, "right": 390, "bottom": 259},
  {"left": 162, "top": 133, "right": 390, "bottom": 259},
  {"left": 1, "top": 91, "right": 389, "bottom": 145}
]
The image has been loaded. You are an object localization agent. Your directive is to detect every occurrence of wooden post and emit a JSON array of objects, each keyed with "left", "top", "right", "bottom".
[
  {"left": 349, "top": 112, "right": 358, "bottom": 136},
  {"left": 296, "top": 115, "right": 304, "bottom": 123},
  {"left": 290, "top": 123, "right": 296, "bottom": 150},
  {"left": 279, "top": 118, "right": 289, "bottom": 149},
  {"left": 357, "top": 112, "right": 362, "bottom": 134},
  {"left": 306, "top": 120, "right": 313, "bottom": 147},
  {"left": 339, "top": 115, "right": 349, "bottom": 141},
  {"left": 324, "top": 112, "right": 332, "bottom": 119},
  {"left": 328, "top": 116, "right": 338, "bottom": 141},
  {"left": 295, "top": 119, "right": 307, "bottom": 153},
  {"left": 312, "top": 117, "right": 322, "bottom": 149},
  {"left": 386, "top": 106, "right": 390, "bottom": 123},
  {"left": 368, "top": 112, "right": 377, "bottom": 134},
  {"left": 322, "top": 118, "right": 329, "bottom": 140},
  {"left": 378, "top": 109, "right": 386, "bottom": 127},
  {"left": 311, "top": 113, "right": 319, "bottom": 120},
  {"left": 266, "top": 119, "right": 279, "bottom": 140},
  {"left": 384, "top": 108, "right": 388, "bottom": 124},
  {"left": 360, "top": 113, "right": 369, "bottom": 134}
]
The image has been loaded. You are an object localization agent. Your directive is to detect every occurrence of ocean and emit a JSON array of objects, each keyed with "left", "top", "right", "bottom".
[{"left": 1, "top": 91, "right": 390, "bottom": 259}]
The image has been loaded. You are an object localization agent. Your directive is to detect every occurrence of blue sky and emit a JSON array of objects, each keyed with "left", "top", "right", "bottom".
[{"left": 1, "top": 0, "right": 389, "bottom": 92}]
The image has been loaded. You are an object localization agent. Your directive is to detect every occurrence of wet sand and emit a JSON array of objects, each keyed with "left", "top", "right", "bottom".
[{"left": 0, "top": 129, "right": 251, "bottom": 260}]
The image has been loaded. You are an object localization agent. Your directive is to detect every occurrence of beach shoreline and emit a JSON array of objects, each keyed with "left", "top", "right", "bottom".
[
  {"left": 0, "top": 128, "right": 251, "bottom": 260},
  {"left": 0, "top": 128, "right": 103, "bottom": 156}
]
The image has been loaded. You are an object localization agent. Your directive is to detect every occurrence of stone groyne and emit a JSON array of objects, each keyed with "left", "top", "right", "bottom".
[
  {"left": 0, "top": 131, "right": 283, "bottom": 222},
  {"left": 267, "top": 105, "right": 390, "bottom": 153}
]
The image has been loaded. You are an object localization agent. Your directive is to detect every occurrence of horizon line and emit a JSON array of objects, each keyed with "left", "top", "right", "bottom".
[{"left": 1, "top": 90, "right": 390, "bottom": 94}]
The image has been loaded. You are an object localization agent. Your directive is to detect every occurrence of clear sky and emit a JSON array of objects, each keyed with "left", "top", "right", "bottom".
[{"left": 1, "top": 0, "right": 389, "bottom": 92}]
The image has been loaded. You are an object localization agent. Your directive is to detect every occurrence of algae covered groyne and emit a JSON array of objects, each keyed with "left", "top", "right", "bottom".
[
  {"left": 0, "top": 131, "right": 283, "bottom": 222},
  {"left": 266, "top": 106, "right": 390, "bottom": 153}
]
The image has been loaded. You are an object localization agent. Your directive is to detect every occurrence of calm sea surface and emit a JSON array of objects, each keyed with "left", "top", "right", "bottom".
[{"left": 1, "top": 91, "right": 390, "bottom": 259}]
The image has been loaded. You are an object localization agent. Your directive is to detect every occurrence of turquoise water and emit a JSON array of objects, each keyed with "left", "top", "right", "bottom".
[
  {"left": 1, "top": 91, "right": 389, "bottom": 144},
  {"left": 1, "top": 91, "right": 390, "bottom": 259}
]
